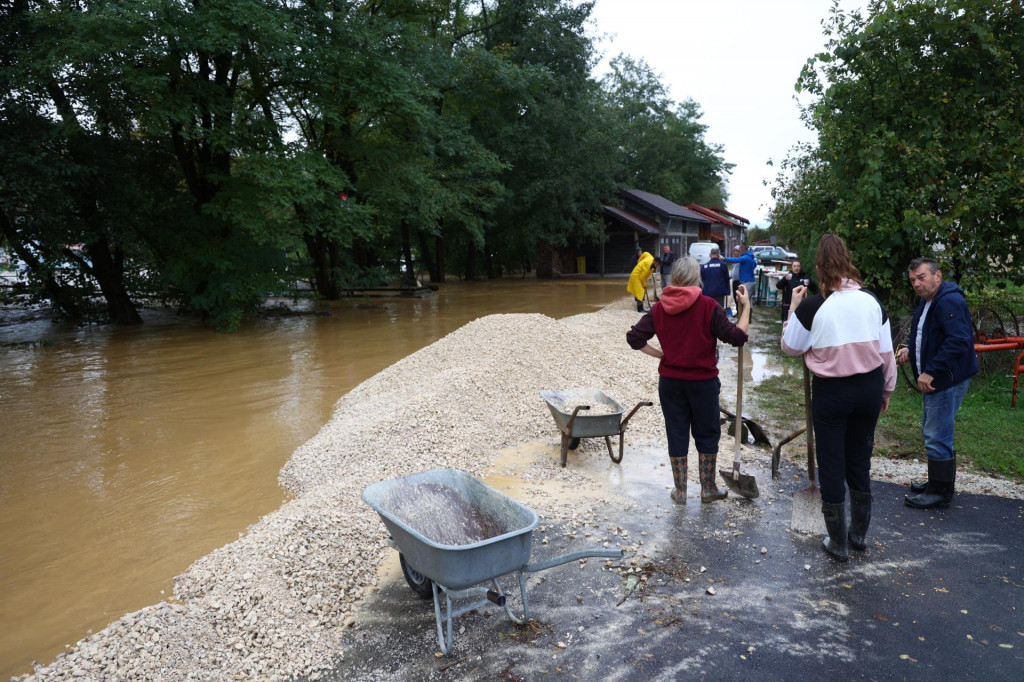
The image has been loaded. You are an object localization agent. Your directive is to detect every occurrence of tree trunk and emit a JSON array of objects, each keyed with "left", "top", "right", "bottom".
[
  {"left": 400, "top": 221, "right": 417, "bottom": 287},
  {"left": 434, "top": 233, "right": 446, "bottom": 284},
  {"left": 85, "top": 237, "right": 142, "bottom": 325},
  {"left": 464, "top": 242, "right": 477, "bottom": 281},
  {"left": 304, "top": 232, "right": 342, "bottom": 299},
  {"left": 417, "top": 230, "right": 437, "bottom": 283}
]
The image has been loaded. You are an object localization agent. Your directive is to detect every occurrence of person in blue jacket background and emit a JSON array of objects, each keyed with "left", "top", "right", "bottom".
[
  {"left": 700, "top": 246, "right": 731, "bottom": 308},
  {"left": 896, "top": 257, "right": 978, "bottom": 510},
  {"left": 723, "top": 244, "right": 758, "bottom": 306}
]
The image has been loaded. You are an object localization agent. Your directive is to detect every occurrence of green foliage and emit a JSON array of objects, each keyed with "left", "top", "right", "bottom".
[
  {"left": 601, "top": 56, "right": 732, "bottom": 207},
  {"left": 3, "top": 0, "right": 738, "bottom": 325},
  {"left": 771, "top": 0, "right": 1024, "bottom": 306},
  {"left": 879, "top": 372, "right": 1022, "bottom": 480}
]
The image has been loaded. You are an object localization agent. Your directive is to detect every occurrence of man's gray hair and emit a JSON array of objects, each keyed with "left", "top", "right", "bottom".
[
  {"left": 670, "top": 256, "right": 702, "bottom": 288},
  {"left": 908, "top": 257, "right": 940, "bottom": 274},
  {"left": 710, "top": 246, "right": 720, "bottom": 255}
]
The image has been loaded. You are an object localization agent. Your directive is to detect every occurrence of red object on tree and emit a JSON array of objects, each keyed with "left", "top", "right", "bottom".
[{"left": 338, "top": 192, "right": 349, "bottom": 201}]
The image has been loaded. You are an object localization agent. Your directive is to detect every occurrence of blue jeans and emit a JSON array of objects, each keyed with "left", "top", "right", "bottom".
[{"left": 921, "top": 379, "right": 970, "bottom": 461}]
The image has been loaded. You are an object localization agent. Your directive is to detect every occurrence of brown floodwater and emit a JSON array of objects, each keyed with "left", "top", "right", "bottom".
[{"left": 0, "top": 277, "right": 629, "bottom": 678}]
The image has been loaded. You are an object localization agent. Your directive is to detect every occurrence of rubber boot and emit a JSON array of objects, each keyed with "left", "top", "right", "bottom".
[
  {"left": 669, "top": 456, "right": 687, "bottom": 504},
  {"left": 909, "top": 451, "right": 954, "bottom": 493},
  {"left": 848, "top": 490, "right": 872, "bottom": 552},
  {"left": 636, "top": 299, "right": 644, "bottom": 312},
  {"left": 821, "top": 501, "right": 850, "bottom": 562},
  {"left": 698, "top": 452, "right": 727, "bottom": 503},
  {"left": 904, "top": 458, "right": 955, "bottom": 509}
]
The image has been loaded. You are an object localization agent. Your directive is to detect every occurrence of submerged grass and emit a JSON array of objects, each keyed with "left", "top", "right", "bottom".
[{"left": 744, "top": 305, "right": 1023, "bottom": 483}]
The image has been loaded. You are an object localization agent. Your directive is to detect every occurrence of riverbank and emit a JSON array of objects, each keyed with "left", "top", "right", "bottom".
[{"left": 19, "top": 299, "right": 1023, "bottom": 680}]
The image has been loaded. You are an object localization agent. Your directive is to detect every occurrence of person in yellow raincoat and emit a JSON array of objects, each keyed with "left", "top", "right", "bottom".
[{"left": 628, "top": 249, "right": 655, "bottom": 312}]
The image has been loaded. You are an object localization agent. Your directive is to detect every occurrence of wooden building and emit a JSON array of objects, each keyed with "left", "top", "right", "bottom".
[{"left": 536, "top": 189, "right": 750, "bottom": 277}]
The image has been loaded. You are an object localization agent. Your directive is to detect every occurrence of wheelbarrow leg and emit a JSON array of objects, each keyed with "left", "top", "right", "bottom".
[
  {"left": 488, "top": 573, "right": 531, "bottom": 625},
  {"left": 611, "top": 400, "right": 653, "bottom": 464},
  {"left": 432, "top": 582, "right": 455, "bottom": 655},
  {"left": 560, "top": 434, "right": 569, "bottom": 467}
]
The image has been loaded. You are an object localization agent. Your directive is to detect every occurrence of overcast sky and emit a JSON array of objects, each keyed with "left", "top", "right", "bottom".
[{"left": 584, "top": 0, "right": 865, "bottom": 227}]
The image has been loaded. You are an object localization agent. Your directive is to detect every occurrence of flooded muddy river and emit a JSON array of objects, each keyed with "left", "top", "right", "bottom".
[{"left": 0, "top": 278, "right": 628, "bottom": 678}]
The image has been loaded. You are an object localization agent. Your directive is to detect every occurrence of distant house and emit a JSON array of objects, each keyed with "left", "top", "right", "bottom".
[
  {"left": 686, "top": 204, "right": 749, "bottom": 254},
  {"left": 535, "top": 189, "right": 750, "bottom": 277}
]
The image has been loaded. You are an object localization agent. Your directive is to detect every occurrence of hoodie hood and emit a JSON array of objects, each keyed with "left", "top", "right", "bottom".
[
  {"left": 658, "top": 286, "right": 702, "bottom": 314},
  {"left": 934, "top": 280, "right": 966, "bottom": 301}
]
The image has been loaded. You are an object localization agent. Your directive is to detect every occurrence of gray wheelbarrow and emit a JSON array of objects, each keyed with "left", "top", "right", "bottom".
[
  {"left": 540, "top": 388, "right": 652, "bottom": 467},
  {"left": 362, "top": 469, "right": 623, "bottom": 655}
]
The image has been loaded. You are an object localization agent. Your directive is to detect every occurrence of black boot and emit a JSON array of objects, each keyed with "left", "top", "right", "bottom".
[
  {"left": 904, "top": 458, "right": 955, "bottom": 509},
  {"left": 848, "top": 490, "right": 872, "bottom": 552},
  {"left": 821, "top": 501, "right": 849, "bottom": 562},
  {"left": 909, "top": 450, "right": 955, "bottom": 493},
  {"left": 636, "top": 300, "right": 644, "bottom": 312}
]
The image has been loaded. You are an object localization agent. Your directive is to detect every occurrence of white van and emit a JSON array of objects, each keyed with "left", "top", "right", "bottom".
[{"left": 688, "top": 241, "right": 719, "bottom": 265}]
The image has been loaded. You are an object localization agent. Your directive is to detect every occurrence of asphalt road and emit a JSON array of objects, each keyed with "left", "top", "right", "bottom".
[{"left": 304, "top": 456, "right": 1023, "bottom": 682}]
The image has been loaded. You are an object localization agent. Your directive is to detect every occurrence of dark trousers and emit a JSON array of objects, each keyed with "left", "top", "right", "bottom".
[
  {"left": 811, "top": 367, "right": 884, "bottom": 503},
  {"left": 659, "top": 376, "right": 721, "bottom": 457},
  {"left": 779, "top": 297, "right": 791, "bottom": 321}
]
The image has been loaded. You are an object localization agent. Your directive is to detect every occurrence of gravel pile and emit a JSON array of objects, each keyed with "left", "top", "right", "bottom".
[{"left": 20, "top": 299, "right": 1022, "bottom": 681}]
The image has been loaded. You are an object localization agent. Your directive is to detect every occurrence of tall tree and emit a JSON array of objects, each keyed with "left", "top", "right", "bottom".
[
  {"left": 601, "top": 55, "right": 732, "bottom": 207},
  {"left": 773, "top": 0, "right": 1024, "bottom": 302}
]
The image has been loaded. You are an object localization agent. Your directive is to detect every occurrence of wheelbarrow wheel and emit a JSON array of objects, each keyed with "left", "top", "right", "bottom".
[
  {"left": 567, "top": 437, "right": 581, "bottom": 450},
  {"left": 399, "top": 553, "right": 433, "bottom": 600}
]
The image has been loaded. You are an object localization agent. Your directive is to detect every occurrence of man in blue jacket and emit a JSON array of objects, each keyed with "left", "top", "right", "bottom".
[
  {"left": 896, "top": 257, "right": 978, "bottom": 510},
  {"left": 723, "top": 244, "right": 758, "bottom": 307},
  {"left": 700, "top": 246, "right": 731, "bottom": 308}
]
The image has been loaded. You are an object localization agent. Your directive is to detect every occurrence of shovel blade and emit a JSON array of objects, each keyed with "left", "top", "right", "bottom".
[
  {"left": 719, "top": 468, "right": 760, "bottom": 499},
  {"left": 791, "top": 485, "right": 825, "bottom": 534}
]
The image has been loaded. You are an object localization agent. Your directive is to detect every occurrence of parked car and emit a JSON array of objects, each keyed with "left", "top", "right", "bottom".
[
  {"left": 688, "top": 241, "right": 719, "bottom": 265},
  {"left": 753, "top": 246, "right": 794, "bottom": 264}
]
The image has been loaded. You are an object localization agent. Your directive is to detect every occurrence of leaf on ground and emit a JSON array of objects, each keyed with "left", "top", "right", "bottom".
[{"left": 874, "top": 614, "right": 889, "bottom": 621}]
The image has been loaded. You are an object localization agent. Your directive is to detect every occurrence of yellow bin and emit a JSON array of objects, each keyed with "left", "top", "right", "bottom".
[{"left": 576, "top": 256, "right": 586, "bottom": 274}]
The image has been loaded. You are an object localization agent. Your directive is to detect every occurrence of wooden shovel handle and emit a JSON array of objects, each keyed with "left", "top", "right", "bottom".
[
  {"left": 734, "top": 311, "right": 744, "bottom": 467},
  {"left": 803, "top": 364, "right": 815, "bottom": 482}
]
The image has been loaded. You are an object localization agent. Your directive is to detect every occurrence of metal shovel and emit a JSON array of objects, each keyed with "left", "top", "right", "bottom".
[
  {"left": 790, "top": 364, "right": 824, "bottom": 533},
  {"left": 719, "top": 336, "right": 759, "bottom": 498}
]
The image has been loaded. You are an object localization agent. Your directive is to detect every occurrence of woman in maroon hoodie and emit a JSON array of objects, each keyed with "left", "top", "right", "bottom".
[{"left": 628, "top": 256, "right": 751, "bottom": 503}]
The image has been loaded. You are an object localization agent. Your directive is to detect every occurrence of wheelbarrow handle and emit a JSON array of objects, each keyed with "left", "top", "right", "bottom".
[
  {"left": 619, "top": 401, "right": 653, "bottom": 430},
  {"left": 524, "top": 548, "right": 623, "bottom": 573},
  {"left": 563, "top": 405, "right": 590, "bottom": 434}
]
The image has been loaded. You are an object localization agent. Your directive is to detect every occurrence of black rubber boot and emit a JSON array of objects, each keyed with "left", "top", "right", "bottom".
[
  {"left": 848, "top": 490, "right": 872, "bottom": 552},
  {"left": 821, "top": 501, "right": 849, "bottom": 562},
  {"left": 636, "top": 299, "right": 644, "bottom": 312},
  {"left": 904, "top": 458, "right": 955, "bottom": 509},
  {"left": 909, "top": 451, "right": 954, "bottom": 493}
]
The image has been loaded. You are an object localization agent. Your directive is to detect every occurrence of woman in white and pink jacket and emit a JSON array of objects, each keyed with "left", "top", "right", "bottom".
[{"left": 782, "top": 235, "right": 897, "bottom": 562}]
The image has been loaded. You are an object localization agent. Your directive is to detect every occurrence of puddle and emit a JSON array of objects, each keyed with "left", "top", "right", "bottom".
[{"left": 746, "top": 345, "right": 799, "bottom": 384}]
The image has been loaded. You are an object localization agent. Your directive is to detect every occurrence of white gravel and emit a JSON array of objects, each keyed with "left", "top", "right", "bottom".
[{"left": 20, "top": 298, "right": 1022, "bottom": 681}]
